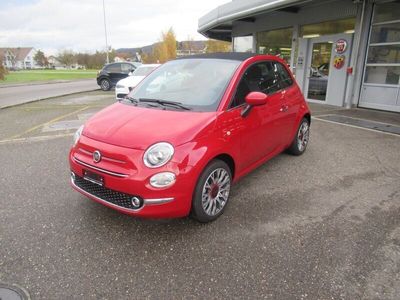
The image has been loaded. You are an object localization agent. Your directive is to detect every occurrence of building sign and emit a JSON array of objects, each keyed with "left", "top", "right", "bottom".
[
  {"left": 335, "top": 39, "right": 347, "bottom": 54},
  {"left": 334, "top": 55, "right": 345, "bottom": 69}
]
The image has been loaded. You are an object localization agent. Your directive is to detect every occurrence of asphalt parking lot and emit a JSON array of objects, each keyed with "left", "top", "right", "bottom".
[{"left": 1, "top": 92, "right": 399, "bottom": 299}]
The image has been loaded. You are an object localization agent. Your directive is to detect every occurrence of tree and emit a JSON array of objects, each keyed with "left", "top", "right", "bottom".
[
  {"left": 57, "top": 50, "right": 75, "bottom": 67},
  {"left": 141, "top": 52, "right": 156, "bottom": 64},
  {"left": 151, "top": 27, "right": 177, "bottom": 63},
  {"left": 153, "top": 42, "right": 168, "bottom": 63},
  {"left": 205, "top": 39, "right": 231, "bottom": 53},
  {"left": 0, "top": 58, "right": 7, "bottom": 80},
  {"left": 34, "top": 50, "right": 48, "bottom": 67},
  {"left": 74, "top": 52, "right": 91, "bottom": 67},
  {"left": 162, "top": 27, "right": 176, "bottom": 60}
]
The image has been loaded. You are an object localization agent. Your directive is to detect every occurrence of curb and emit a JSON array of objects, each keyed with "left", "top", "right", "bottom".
[
  {"left": 0, "top": 78, "right": 96, "bottom": 88},
  {"left": 0, "top": 88, "right": 100, "bottom": 110}
]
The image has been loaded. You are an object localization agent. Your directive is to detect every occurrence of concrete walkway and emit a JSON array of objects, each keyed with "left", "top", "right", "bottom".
[{"left": 0, "top": 79, "right": 99, "bottom": 109}]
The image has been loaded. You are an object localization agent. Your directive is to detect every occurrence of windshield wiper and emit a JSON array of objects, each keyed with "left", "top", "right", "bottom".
[
  {"left": 124, "top": 96, "right": 139, "bottom": 104},
  {"left": 138, "top": 98, "right": 191, "bottom": 110}
]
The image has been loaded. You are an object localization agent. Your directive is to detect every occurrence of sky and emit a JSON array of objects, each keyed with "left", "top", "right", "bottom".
[{"left": 0, "top": 0, "right": 229, "bottom": 55}]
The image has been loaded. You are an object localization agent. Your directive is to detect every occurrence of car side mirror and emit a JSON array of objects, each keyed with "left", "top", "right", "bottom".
[
  {"left": 241, "top": 92, "right": 268, "bottom": 117},
  {"left": 245, "top": 91, "right": 268, "bottom": 106}
]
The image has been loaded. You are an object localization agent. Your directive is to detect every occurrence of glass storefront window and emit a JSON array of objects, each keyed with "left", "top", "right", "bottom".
[
  {"left": 300, "top": 18, "right": 356, "bottom": 38},
  {"left": 233, "top": 36, "right": 253, "bottom": 52},
  {"left": 256, "top": 27, "right": 293, "bottom": 63},
  {"left": 367, "top": 45, "right": 400, "bottom": 64},
  {"left": 364, "top": 1, "right": 400, "bottom": 86},
  {"left": 372, "top": 1, "right": 400, "bottom": 23},
  {"left": 370, "top": 22, "right": 400, "bottom": 44},
  {"left": 364, "top": 66, "right": 400, "bottom": 85},
  {"left": 307, "top": 42, "right": 333, "bottom": 101}
]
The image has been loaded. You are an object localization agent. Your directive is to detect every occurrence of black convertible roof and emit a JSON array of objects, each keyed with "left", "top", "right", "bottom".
[{"left": 177, "top": 52, "right": 258, "bottom": 61}]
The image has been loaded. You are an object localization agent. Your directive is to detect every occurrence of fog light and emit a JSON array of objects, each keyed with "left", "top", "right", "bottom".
[
  {"left": 150, "top": 172, "right": 176, "bottom": 188},
  {"left": 131, "top": 197, "right": 144, "bottom": 209}
]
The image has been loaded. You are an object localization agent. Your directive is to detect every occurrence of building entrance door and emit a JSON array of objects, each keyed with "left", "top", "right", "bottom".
[{"left": 297, "top": 33, "right": 353, "bottom": 106}]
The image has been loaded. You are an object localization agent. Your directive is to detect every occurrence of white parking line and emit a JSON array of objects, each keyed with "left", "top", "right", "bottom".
[
  {"left": 314, "top": 113, "right": 400, "bottom": 127},
  {"left": 313, "top": 117, "right": 400, "bottom": 138},
  {"left": 0, "top": 133, "right": 73, "bottom": 145}
]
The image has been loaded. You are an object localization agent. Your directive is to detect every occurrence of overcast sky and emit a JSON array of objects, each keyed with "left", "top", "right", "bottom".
[{"left": 0, "top": 0, "right": 228, "bottom": 55}]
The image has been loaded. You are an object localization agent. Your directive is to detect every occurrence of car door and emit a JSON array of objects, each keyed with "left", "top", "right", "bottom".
[
  {"left": 222, "top": 61, "right": 285, "bottom": 172},
  {"left": 107, "top": 63, "right": 123, "bottom": 85},
  {"left": 273, "top": 62, "right": 301, "bottom": 146}
]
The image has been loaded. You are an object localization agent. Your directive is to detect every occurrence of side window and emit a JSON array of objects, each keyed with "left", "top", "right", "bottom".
[
  {"left": 105, "top": 64, "right": 121, "bottom": 73},
  {"left": 230, "top": 61, "right": 280, "bottom": 108},
  {"left": 121, "top": 63, "right": 134, "bottom": 73},
  {"left": 274, "top": 62, "right": 293, "bottom": 89}
]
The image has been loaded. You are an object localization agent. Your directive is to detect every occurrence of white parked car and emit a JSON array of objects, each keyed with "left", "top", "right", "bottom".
[{"left": 115, "top": 64, "right": 160, "bottom": 99}]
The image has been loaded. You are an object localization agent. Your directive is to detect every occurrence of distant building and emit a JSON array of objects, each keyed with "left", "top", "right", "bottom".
[
  {"left": 0, "top": 47, "right": 38, "bottom": 69},
  {"left": 48, "top": 55, "right": 63, "bottom": 69},
  {"left": 176, "top": 41, "right": 206, "bottom": 57},
  {"left": 114, "top": 56, "right": 126, "bottom": 62}
]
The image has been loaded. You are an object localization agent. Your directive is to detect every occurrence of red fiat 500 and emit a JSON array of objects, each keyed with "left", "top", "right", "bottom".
[{"left": 69, "top": 53, "right": 310, "bottom": 222}]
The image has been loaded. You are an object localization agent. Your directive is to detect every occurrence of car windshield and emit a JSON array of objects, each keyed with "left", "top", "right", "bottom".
[
  {"left": 126, "top": 58, "right": 241, "bottom": 112},
  {"left": 132, "top": 66, "right": 157, "bottom": 76}
]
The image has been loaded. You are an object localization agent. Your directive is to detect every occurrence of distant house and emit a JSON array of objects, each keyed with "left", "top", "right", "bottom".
[
  {"left": 47, "top": 55, "right": 84, "bottom": 70},
  {"left": 114, "top": 56, "right": 126, "bottom": 62},
  {"left": 0, "top": 47, "right": 38, "bottom": 69},
  {"left": 48, "top": 55, "right": 64, "bottom": 69}
]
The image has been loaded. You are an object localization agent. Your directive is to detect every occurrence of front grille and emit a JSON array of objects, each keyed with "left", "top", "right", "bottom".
[{"left": 73, "top": 174, "right": 142, "bottom": 210}]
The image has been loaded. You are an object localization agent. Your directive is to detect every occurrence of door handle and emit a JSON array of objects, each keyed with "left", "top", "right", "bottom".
[
  {"left": 280, "top": 105, "right": 289, "bottom": 112},
  {"left": 280, "top": 90, "right": 286, "bottom": 97}
]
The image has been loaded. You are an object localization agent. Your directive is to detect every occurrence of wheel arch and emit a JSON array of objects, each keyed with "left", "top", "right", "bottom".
[
  {"left": 210, "top": 153, "right": 236, "bottom": 180},
  {"left": 303, "top": 112, "right": 311, "bottom": 124}
]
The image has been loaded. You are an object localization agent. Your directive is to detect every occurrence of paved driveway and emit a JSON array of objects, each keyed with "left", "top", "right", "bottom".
[
  {"left": 0, "top": 92, "right": 399, "bottom": 299},
  {"left": 0, "top": 79, "right": 98, "bottom": 109}
]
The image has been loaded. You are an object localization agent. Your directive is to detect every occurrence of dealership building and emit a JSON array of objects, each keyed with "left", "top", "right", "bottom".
[{"left": 198, "top": 0, "right": 400, "bottom": 113}]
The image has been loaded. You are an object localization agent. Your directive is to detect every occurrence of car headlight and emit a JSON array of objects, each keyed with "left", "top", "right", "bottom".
[
  {"left": 143, "top": 142, "right": 174, "bottom": 168},
  {"left": 116, "top": 84, "right": 124, "bottom": 89},
  {"left": 73, "top": 125, "right": 84, "bottom": 146}
]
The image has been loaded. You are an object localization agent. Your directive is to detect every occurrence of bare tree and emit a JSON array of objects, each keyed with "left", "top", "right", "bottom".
[
  {"left": 57, "top": 50, "right": 75, "bottom": 67},
  {"left": 0, "top": 58, "right": 7, "bottom": 80},
  {"left": 34, "top": 50, "right": 48, "bottom": 67}
]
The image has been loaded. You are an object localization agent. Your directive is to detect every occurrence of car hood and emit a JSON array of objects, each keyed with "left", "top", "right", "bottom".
[
  {"left": 83, "top": 103, "right": 217, "bottom": 149},
  {"left": 117, "top": 75, "right": 145, "bottom": 88}
]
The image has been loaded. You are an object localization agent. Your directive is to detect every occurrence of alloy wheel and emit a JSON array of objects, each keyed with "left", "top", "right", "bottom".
[
  {"left": 297, "top": 121, "right": 309, "bottom": 152},
  {"left": 201, "top": 168, "right": 231, "bottom": 216},
  {"left": 101, "top": 79, "right": 110, "bottom": 91}
]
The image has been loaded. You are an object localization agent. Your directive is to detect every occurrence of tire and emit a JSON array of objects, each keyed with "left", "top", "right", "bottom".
[
  {"left": 100, "top": 78, "right": 111, "bottom": 91},
  {"left": 287, "top": 117, "right": 310, "bottom": 156},
  {"left": 191, "top": 160, "right": 232, "bottom": 223}
]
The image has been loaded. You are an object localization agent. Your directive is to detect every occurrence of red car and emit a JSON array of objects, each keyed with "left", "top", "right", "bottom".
[{"left": 69, "top": 53, "right": 310, "bottom": 222}]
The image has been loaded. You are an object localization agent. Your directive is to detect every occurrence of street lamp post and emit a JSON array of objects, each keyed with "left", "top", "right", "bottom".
[{"left": 102, "top": 0, "right": 109, "bottom": 64}]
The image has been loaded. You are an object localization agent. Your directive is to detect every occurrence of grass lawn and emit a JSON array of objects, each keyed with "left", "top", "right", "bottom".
[{"left": 0, "top": 69, "right": 98, "bottom": 85}]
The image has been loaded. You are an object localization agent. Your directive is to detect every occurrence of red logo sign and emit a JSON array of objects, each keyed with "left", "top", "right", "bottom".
[{"left": 335, "top": 39, "right": 347, "bottom": 54}]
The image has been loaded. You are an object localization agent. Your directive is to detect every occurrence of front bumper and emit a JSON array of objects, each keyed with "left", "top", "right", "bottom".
[{"left": 69, "top": 135, "right": 196, "bottom": 218}]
